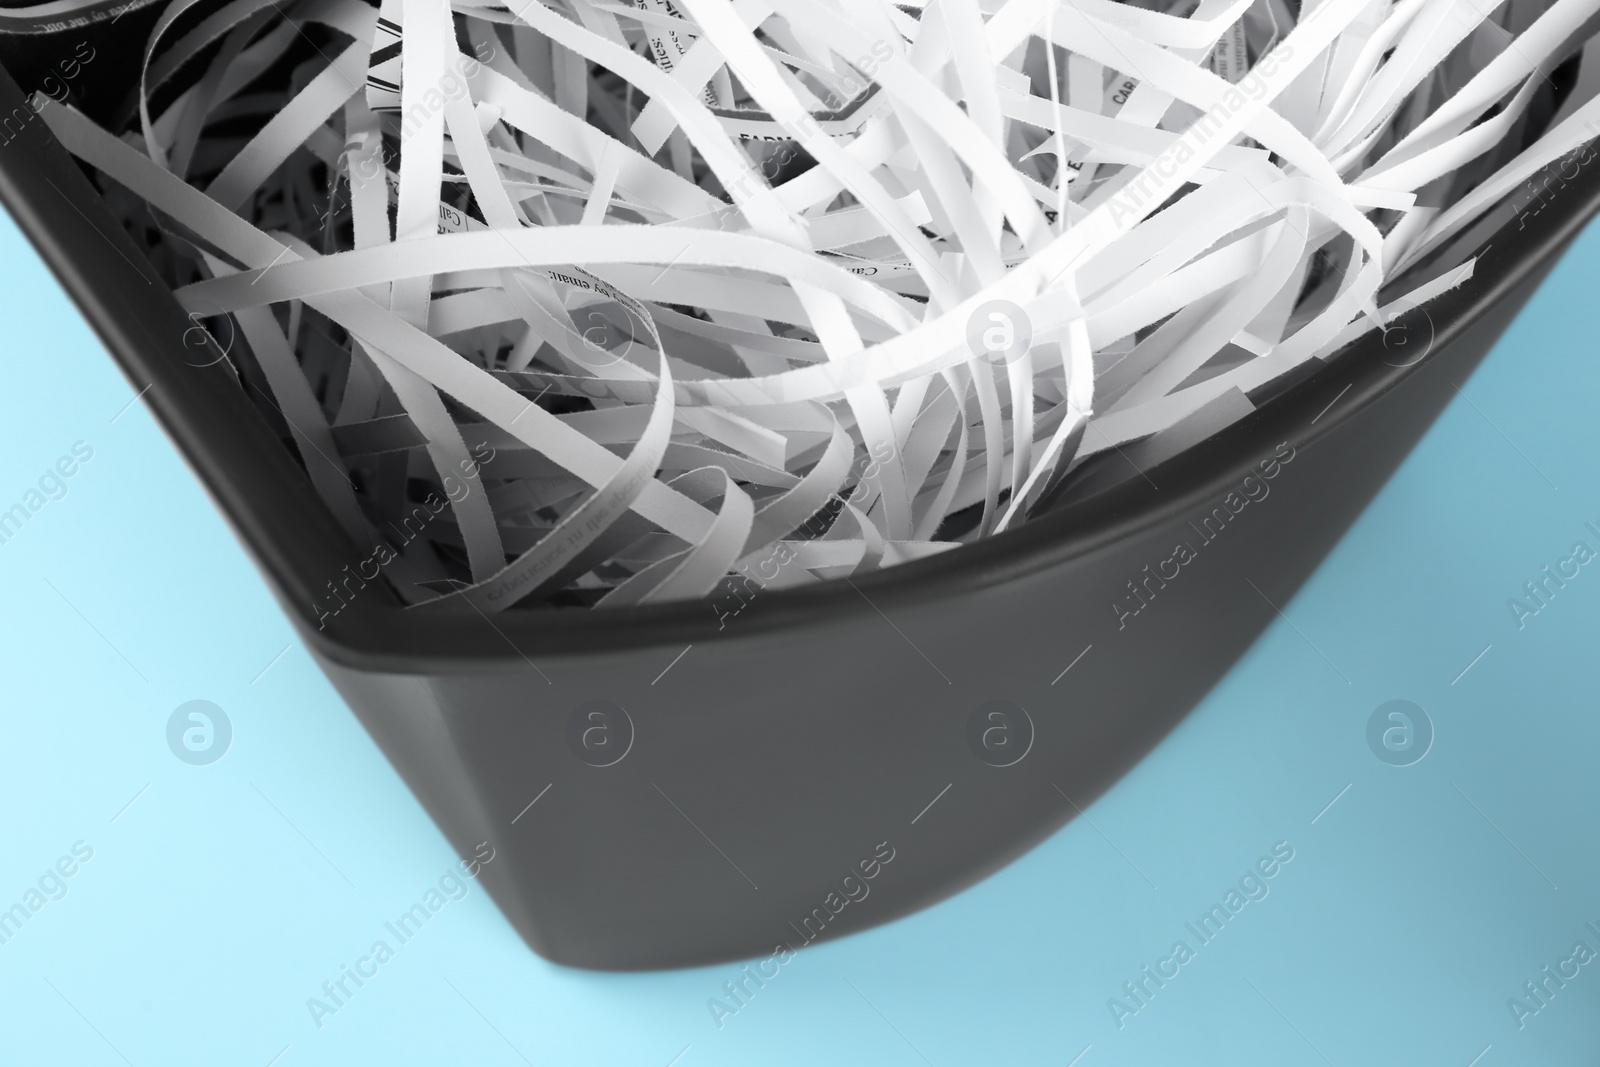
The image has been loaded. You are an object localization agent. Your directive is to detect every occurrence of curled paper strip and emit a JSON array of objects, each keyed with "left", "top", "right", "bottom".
[
  {"left": 0, "top": 0, "right": 156, "bottom": 36},
  {"left": 40, "top": 0, "right": 1600, "bottom": 611}
]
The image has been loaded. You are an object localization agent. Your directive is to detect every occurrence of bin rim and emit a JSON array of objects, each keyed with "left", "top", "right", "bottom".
[{"left": 4, "top": 60, "right": 1597, "bottom": 673}]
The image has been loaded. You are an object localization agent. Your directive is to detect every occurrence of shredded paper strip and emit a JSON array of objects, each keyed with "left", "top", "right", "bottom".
[{"left": 37, "top": 0, "right": 1600, "bottom": 611}]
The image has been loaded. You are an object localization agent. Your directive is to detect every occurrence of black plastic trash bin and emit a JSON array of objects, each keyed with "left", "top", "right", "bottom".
[{"left": 4, "top": 53, "right": 1598, "bottom": 969}]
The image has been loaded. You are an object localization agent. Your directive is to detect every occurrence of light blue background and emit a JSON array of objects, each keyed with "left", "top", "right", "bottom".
[{"left": 1, "top": 202, "right": 1598, "bottom": 1067}]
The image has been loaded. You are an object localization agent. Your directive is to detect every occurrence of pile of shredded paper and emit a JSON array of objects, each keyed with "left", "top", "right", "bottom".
[{"left": 42, "top": 0, "right": 1600, "bottom": 609}]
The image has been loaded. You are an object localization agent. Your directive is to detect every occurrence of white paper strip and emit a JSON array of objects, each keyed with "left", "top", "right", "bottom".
[{"left": 38, "top": 0, "right": 1600, "bottom": 610}]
